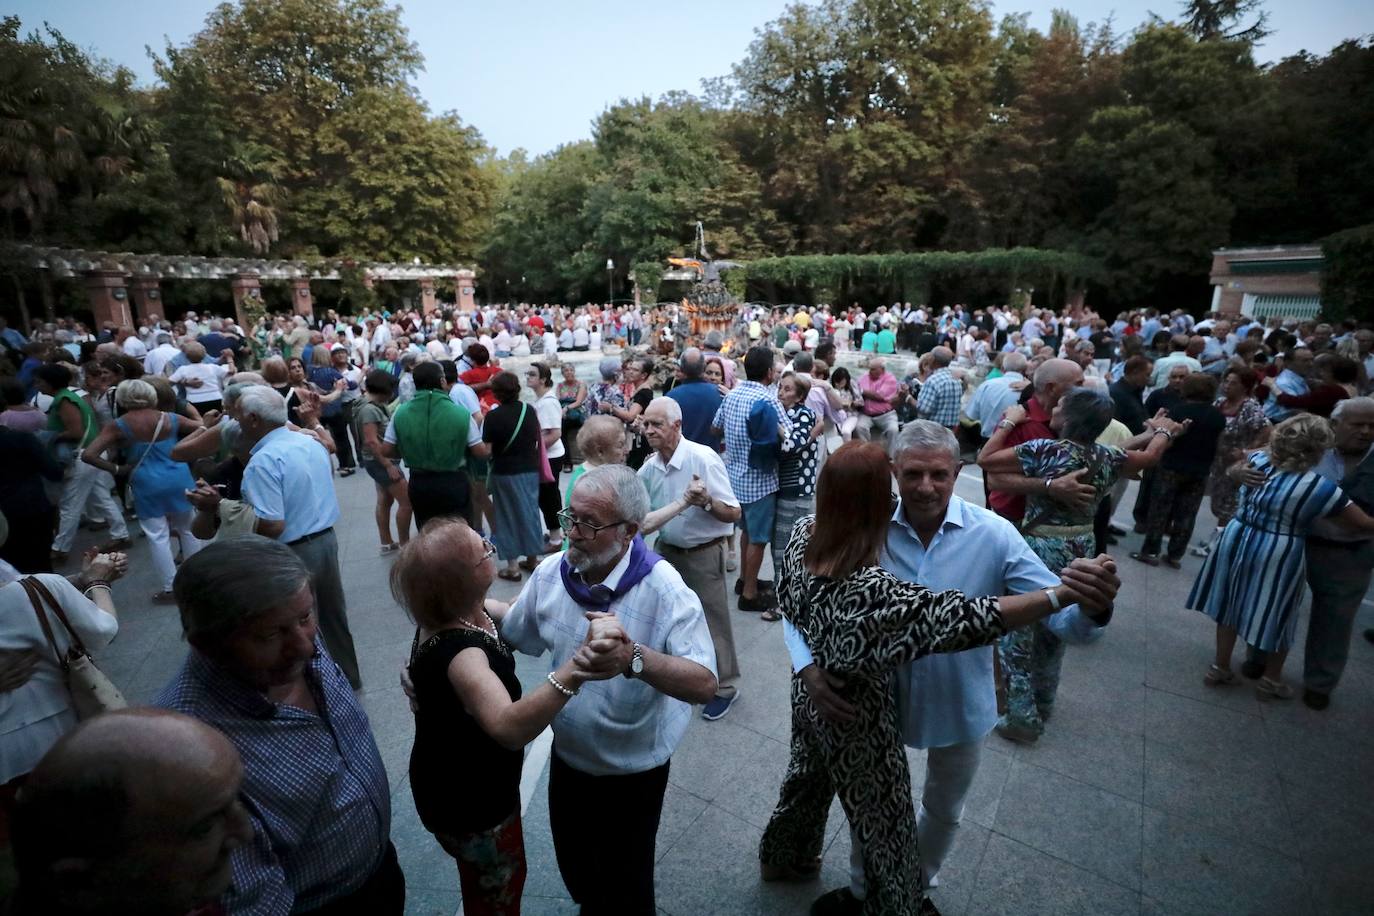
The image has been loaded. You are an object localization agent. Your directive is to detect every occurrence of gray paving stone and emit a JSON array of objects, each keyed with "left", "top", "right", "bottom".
[
  {"left": 1143, "top": 739, "right": 1291, "bottom": 853},
  {"left": 968, "top": 833, "right": 1140, "bottom": 916},
  {"left": 1141, "top": 806, "right": 1310, "bottom": 916},
  {"left": 993, "top": 759, "right": 1143, "bottom": 891},
  {"left": 1009, "top": 702, "right": 1145, "bottom": 802}
]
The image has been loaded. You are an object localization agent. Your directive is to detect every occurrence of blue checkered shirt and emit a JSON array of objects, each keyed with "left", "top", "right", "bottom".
[
  {"left": 155, "top": 641, "right": 390, "bottom": 915},
  {"left": 711, "top": 380, "right": 792, "bottom": 504},
  {"left": 917, "top": 368, "right": 963, "bottom": 428}
]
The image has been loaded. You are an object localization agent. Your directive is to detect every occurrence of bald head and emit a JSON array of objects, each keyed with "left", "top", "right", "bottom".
[
  {"left": 679, "top": 347, "right": 705, "bottom": 379},
  {"left": 14, "top": 709, "right": 251, "bottom": 916},
  {"left": 1032, "top": 358, "right": 1085, "bottom": 409},
  {"left": 930, "top": 346, "right": 954, "bottom": 368}
]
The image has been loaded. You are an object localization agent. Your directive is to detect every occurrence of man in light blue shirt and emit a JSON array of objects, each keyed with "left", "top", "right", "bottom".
[
  {"left": 237, "top": 385, "right": 360, "bottom": 688},
  {"left": 1263, "top": 346, "right": 1313, "bottom": 421},
  {"left": 962, "top": 352, "right": 1030, "bottom": 438},
  {"left": 783, "top": 421, "right": 1113, "bottom": 910}
]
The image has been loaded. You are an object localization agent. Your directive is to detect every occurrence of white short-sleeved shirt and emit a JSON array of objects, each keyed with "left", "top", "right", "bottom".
[
  {"left": 534, "top": 391, "right": 565, "bottom": 460},
  {"left": 0, "top": 574, "right": 119, "bottom": 782},
  {"left": 500, "top": 551, "right": 717, "bottom": 776},
  {"left": 168, "top": 362, "right": 229, "bottom": 403},
  {"left": 638, "top": 437, "right": 739, "bottom": 548}
]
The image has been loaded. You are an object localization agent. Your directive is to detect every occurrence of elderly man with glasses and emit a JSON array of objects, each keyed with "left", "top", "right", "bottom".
[{"left": 489, "top": 464, "right": 717, "bottom": 916}]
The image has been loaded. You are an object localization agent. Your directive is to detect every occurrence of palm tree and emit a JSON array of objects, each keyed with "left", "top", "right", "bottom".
[{"left": 217, "top": 143, "right": 284, "bottom": 254}]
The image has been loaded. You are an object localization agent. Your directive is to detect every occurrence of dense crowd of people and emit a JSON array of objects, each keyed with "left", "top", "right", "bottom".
[{"left": 0, "top": 295, "right": 1370, "bottom": 916}]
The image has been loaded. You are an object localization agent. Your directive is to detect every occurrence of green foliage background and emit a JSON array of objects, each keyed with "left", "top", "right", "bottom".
[{"left": 2, "top": 0, "right": 1372, "bottom": 319}]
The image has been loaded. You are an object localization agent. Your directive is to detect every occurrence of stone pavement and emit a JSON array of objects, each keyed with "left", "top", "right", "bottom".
[{"left": 79, "top": 466, "right": 1374, "bottom": 916}]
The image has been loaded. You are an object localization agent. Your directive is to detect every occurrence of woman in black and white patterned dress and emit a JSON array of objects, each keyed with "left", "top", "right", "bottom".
[{"left": 759, "top": 442, "right": 1115, "bottom": 915}]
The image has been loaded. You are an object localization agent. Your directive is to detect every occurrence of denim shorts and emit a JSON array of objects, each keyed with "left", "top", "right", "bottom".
[
  {"left": 361, "top": 458, "right": 393, "bottom": 488},
  {"left": 739, "top": 494, "right": 778, "bottom": 546}
]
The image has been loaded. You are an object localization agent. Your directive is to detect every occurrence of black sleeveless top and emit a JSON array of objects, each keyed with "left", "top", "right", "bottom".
[{"left": 407, "top": 627, "right": 523, "bottom": 836}]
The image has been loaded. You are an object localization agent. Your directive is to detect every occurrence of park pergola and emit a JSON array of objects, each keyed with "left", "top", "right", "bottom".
[{"left": 17, "top": 244, "right": 478, "bottom": 329}]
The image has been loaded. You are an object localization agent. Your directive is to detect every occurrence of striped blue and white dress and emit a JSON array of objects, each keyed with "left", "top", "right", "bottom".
[{"left": 1187, "top": 452, "right": 1348, "bottom": 652}]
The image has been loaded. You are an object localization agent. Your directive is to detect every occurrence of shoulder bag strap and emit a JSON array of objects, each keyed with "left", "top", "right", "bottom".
[
  {"left": 27, "top": 576, "right": 90, "bottom": 657},
  {"left": 20, "top": 578, "right": 71, "bottom": 671},
  {"left": 125, "top": 411, "right": 166, "bottom": 481},
  {"left": 502, "top": 403, "right": 528, "bottom": 453}
]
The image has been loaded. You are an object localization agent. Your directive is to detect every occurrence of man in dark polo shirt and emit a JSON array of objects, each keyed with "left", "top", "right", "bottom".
[
  {"left": 382, "top": 361, "right": 489, "bottom": 530},
  {"left": 666, "top": 347, "right": 723, "bottom": 451}
]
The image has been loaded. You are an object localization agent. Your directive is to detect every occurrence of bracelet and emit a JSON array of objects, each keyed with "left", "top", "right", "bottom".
[
  {"left": 1044, "top": 587, "right": 1062, "bottom": 612},
  {"left": 996, "top": 419, "right": 1016, "bottom": 430},
  {"left": 1044, "top": 476, "right": 1055, "bottom": 489},
  {"left": 83, "top": 584, "right": 112, "bottom": 597},
  {"left": 1152, "top": 428, "right": 1173, "bottom": 440},
  {"left": 546, "top": 671, "right": 578, "bottom": 698}
]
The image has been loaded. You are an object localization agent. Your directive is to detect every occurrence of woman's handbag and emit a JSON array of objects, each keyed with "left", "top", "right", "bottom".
[{"left": 21, "top": 577, "right": 128, "bottom": 719}]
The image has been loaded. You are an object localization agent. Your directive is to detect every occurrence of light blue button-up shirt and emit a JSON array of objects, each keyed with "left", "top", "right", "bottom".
[
  {"left": 784, "top": 495, "right": 1106, "bottom": 748},
  {"left": 242, "top": 426, "right": 341, "bottom": 543},
  {"left": 964, "top": 371, "right": 1027, "bottom": 437}
]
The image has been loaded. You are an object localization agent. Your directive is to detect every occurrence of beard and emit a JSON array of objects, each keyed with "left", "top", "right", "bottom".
[{"left": 566, "top": 540, "right": 623, "bottom": 574}]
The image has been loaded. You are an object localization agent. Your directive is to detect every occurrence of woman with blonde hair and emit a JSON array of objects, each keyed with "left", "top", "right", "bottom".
[
  {"left": 1188, "top": 413, "right": 1374, "bottom": 698},
  {"left": 81, "top": 379, "right": 205, "bottom": 602}
]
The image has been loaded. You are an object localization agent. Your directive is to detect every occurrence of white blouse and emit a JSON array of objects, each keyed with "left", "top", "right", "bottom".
[{"left": 0, "top": 573, "right": 119, "bottom": 782}]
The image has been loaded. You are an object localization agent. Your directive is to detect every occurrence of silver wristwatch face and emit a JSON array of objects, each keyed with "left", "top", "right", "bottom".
[{"left": 630, "top": 653, "right": 645, "bottom": 675}]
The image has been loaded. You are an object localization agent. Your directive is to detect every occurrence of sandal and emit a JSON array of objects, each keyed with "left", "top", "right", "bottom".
[
  {"left": 1130, "top": 552, "right": 1160, "bottom": 567},
  {"left": 340, "top": 467, "right": 356, "bottom": 477},
  {"left": 760, "top": 608, "right": 783, "bottom": 622},
  {"left": 379, "top": 543, "right": 399, "bottom": 555},
  {"left": 497, "top": 569, "right": 522, "bottom": 582},
  {"left": 1203, "top": 664, "right": 1236, "bottom": 686},
  {"left": 519, "top": 557, "right": 540, "bottom": 572},
  {"left": 1255, "top": 677, "right": 1294, "bottom": 700},
  {"left": 1164, "top": 557, "right": 1182, "bottom": 569}
]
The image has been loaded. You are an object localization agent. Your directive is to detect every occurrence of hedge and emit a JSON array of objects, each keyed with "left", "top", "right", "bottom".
[{"left": 1320, "top": 224, "right": 1374, "bottom": 322}]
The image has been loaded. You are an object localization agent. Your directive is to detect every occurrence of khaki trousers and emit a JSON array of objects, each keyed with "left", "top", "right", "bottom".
[{"left": 657, "top": 539, "right": 739, "bottom": 696}]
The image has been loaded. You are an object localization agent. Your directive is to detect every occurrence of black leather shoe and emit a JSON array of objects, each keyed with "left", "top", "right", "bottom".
[
  {"left": 810, "top": 887, "right": 863, "bottom": 916},
  {"left": 1302, "top": 689, "right": 1330, "bottom": 711},
  {"left": 735, "top": 578, "right": 774, "bottom": 595},
  {"left": 1239, "top": 659, "right": 1264, "bottom": 680}
]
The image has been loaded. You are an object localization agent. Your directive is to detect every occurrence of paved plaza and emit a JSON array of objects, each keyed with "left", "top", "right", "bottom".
[{"left": 84, "top": 466, "right": 1374, "bottom": 916}]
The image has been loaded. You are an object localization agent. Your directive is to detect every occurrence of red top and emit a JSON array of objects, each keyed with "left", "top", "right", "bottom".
[
  {"left": 462, "top": 364, "right": 503, "bottom": 412},
  {"left": 987, "top": 396, "right": 1054, "bottom": 525}
]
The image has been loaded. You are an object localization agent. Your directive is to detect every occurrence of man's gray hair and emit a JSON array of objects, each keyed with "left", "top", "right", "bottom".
[
  {"left": 237, "top": 385, "right": 288, "bottom": 427},
  {"left": 893, "top": 419, "right": 961, "bottom": 464},
  {"left": 173, "top": 535, "right": 311, "bottom": 646},
  {"left": 792, "top": 351, "right": 814, "bottom": 373},
  {"left": 221, "top": 380, "right": 264, "bottom": 411},
  {"left": 1003, "top": 352, "right": 1028, "bottom": 374},
  {"left": 647, "top": 396, "right": 682, "bottom": 423},
  {"left": 1331, "top": 396, "right": 1374, "bottom": 422},
  {"left": 574, "top": 464, "right": 650, "bottom": 528}
]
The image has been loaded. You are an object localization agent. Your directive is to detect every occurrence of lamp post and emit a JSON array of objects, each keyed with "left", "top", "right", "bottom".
[{"left": 606, "top": 258, "right": 614, "bottom": 305}]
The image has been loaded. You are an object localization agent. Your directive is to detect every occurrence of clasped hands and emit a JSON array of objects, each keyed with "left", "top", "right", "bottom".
[{"left": 569, "top": 611, "right": 635, "bottom": 683}]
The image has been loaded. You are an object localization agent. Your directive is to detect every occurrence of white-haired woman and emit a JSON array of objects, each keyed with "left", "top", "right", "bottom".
[
  {"left": 167, "top": 340, "right": 233, "bottom": 414},
  {"left": 82, "top": 380, "right": 205, "bottom": 602}
]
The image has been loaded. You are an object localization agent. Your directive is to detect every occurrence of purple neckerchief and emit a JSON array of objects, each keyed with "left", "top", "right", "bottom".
[{"left": 558, "top": 535, "right": 662, "bottom": 611}]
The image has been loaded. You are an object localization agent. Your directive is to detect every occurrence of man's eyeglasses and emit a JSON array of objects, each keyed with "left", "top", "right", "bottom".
[{"left": 556, "top": 508, "right": 625, "bottom": 537}]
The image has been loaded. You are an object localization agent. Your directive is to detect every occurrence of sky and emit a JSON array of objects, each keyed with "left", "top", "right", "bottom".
[{"left": 11, "top": 0, "right": 1373, "bottom": 156}]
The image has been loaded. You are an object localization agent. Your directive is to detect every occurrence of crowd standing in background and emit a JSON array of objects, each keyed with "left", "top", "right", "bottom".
[{"left": 0, "top": 294, "right": 1372, "bottom": 915}]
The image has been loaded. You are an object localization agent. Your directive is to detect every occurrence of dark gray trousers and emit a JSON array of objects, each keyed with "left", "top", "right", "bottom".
[{"left": 291, "top": 528, "right": 361, "bottom": 689}]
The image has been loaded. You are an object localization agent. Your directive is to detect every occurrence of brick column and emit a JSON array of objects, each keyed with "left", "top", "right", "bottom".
[
  {"left": 129, "top": 274, "right": 162, "bottom": 324},
  {"left": 456, "top": 269, "right": 476, "bottom": 312},
  {"left": 230, "top": 272, "right": 263, "bottom": 331},
  {"left": 84, "top": 270, "right": 133, "bottom": 328},
  {"left": 290, "top": 278, "right": 314, "bottom": 318},
  {"left": 419, "top": 276, "right": 437, "bottom": 315}
]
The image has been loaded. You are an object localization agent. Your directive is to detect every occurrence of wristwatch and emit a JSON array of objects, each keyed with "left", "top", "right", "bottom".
[
  {"left": 624, "top": 642, "right": 645, "bottom": 679},
  {"left": 996, "top": 418, "right": 1016, "bottom": 431},
  {"left": 702, "top": 497, "right": 714, "bottom": 516}
]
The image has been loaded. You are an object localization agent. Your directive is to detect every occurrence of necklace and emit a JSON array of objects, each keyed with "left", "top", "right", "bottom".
[{"left": 456, "top": 611, "right": 499, "bottom": 641}]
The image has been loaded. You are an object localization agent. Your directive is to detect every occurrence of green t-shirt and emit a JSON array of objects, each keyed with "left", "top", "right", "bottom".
[
  {"left": 390, "top": 389, "right": 472, "bottom": 472},
  {"left": 860, "top": 331, "right": 879, "bottom": 352},
  {"left": 876, "top": 329, "right": 897, "bottom": 353},
  {"left": 772, "top": 325, "right": 789, "bottom": 347},
  {"left": 352, "top": 400, "right": 391, "bottom": 464},
  {"left": 47, "top": 388, "right": 97, "bottom": 447}
]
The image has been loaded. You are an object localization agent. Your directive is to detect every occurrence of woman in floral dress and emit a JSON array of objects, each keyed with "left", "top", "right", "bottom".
[
  {"left": 978, "top": 387, "right": 1182, "bottom": 739},
  {"left": 1194, "top": 366, "right": 1270, "bottom": 557}
]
